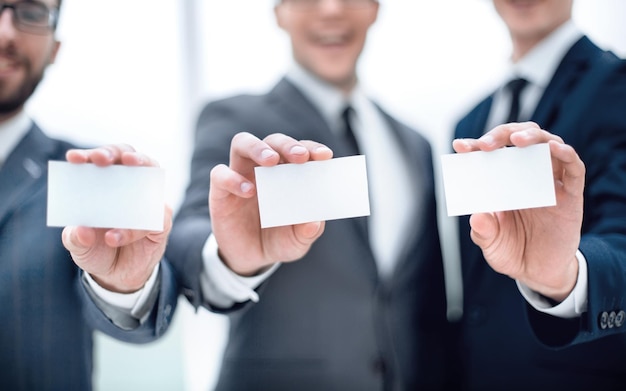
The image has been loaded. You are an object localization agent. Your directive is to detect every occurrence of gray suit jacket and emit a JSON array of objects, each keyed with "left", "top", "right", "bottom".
[{"left": 167, "top": 78, "right": 453, "bottom": 390}]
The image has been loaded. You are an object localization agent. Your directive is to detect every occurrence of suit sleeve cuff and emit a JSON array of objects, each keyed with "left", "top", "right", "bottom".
[
  {"left": 517, "top": 249, "right": 588, "bottom": 319},
  {"left": 199, "top": 233, "right": 280, "bottom": 308},
  {"left": 84, "top": 263, "right": 160, "bottom": 318}
]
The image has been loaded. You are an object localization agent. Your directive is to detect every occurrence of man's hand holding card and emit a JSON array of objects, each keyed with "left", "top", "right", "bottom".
[
  {"left": 447, "top": 122, "right": 585, "bottom": 302},
  {"left": 51, "top": 144, "right": 172, "bottom": 294}
]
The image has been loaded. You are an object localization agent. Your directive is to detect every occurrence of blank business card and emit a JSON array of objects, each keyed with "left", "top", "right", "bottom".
[
  {"left": 254, "top": 156, "right": 370, "bottom": 228},
  {"left": 440, "top": 143, "right": 556, "bottom": 216},
  {"left": 47, "top": 161, "right": 165, "bottom": 231}
]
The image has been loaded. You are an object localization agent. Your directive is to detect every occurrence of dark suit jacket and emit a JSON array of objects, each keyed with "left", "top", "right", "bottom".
[
  {"left": 166, "top": 78, "right": 452, "bottom": 390},
  {"left": 454, "top": 36, "right": 626, "bottom": 389},
  {"left": 0, "top": 124, "right": 178, "bottom": 391}
]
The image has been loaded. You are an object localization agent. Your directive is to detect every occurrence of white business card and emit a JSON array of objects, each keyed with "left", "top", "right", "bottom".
[
  {"left": 47, "top": 161, "right": 165, "bottom": 231},
  {"left": 254, "top": 155, "right": 370, "bottom": 228},
  {"left": 440, "top": 143, "right": 556, "bottom": 216}
]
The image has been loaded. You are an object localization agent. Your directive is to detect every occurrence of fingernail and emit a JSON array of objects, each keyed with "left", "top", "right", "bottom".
[
  {"left": 261, "top": 149, "right": 276, "bottom": 160},
  {"left": 480, "top": 135, "right": 494, "bottom": 145},
  {"left": 109, "top": 231, "right": 122, "bottom": 246},
  {"left": 241, "top": 182, "right": 253, "bottom": 193},
  {"left": 74, "top": 150, "right": 89, "bottom": 159},
  {"left": 458, "top": 139, "right": 472, "bottom": 149},
  {"left": 290, "top": 145, "right": 307, "bottom": 155},
  {"left": 316, "top": 146, "right": 332, "bottom": 153}
]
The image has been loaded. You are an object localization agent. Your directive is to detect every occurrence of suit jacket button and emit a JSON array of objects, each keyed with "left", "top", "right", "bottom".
[
  {"left": 616, "top": 310, "right": 626, "bottom": 328},
  {"left": 608, "top": 311, "right": 617, "bottom": 328},
  {"left": 599, "top": 311, "right": 609, "bottom": 329}
]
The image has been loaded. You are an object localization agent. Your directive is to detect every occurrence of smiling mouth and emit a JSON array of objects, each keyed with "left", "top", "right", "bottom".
[
  {"left": 508, "top": 0, "right": 539, "bottom": 7},
  {"left": 0, "top": 57, "right": 19, "bottom": 72},
  {"left": 313, "top": 32, "right": 351, "bottom": 46}
]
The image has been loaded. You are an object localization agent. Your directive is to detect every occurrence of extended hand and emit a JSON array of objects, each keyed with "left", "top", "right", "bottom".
[
  {"left": 209, "top": 132, "right": 333, "bottom": 276},
  {"left": 62, "top": 144, "right": 172, "bottom": 293},
  {"left": 453, "top": 122, "right": 585, "bottom": 301}
]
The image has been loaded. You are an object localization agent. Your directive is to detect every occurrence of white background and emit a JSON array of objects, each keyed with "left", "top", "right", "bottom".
[{"left": 26, "top": 1, "right": 626, "bottom": 390}]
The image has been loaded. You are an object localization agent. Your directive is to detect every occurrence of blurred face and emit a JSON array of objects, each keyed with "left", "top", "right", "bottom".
[
  {"left": 493, "top": 0, "right": 573, "bottom": 46},
  {"left": 0, "top": 0, "right": 60, "bottom": 118},
  {"left": 275, "top": 0, "right": 379, "bottom": 93}
]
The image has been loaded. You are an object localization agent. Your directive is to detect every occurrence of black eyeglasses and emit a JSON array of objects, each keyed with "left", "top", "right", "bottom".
[
  {"left": 280, "top": 0, "right": 376, "bottom": 11},
  {"left": 0, "top": 1, "right": 59, "bottom": 34}
]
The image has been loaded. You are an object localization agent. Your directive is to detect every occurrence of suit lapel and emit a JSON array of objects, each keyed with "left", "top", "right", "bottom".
[
  {"left": 531, "top": 36, "right": 600, "bottom": 130},
  {"left": 0, "top": 126, "right": 58, "bottom": 227},
  {"left": 455, "top": 96, "right": 494, "bottom": 140},
  {"left": 268, "top": 78, "right": 335, "bottom": 144},
  {"left": 269, "top": 78, "right": 366, "bottom": 157}
]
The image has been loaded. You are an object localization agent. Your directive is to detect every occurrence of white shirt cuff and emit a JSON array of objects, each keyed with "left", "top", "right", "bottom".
[
  {"left": 517, "top": 249, "right": 588, "bottom": 319},
  {"left": 199, "top": 233, "right": 280, "bottom": 308},
  {"left": 84, "top": 263, "right": 161, "bottom": 314}
]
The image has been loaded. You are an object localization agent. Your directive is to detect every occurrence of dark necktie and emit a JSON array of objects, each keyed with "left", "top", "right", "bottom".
[
  {"left": 505, "top": 78, "right": 528, "bottom": 123},
  {"left": 341, "top": 106, "right": 360, "bottom": 156}
]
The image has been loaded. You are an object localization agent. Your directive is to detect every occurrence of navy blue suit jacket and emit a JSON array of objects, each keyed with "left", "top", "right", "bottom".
[
  {"left": 166, "top": 78, "right": 453, "bottom": 390},
  {"left": 454, "top": 36, "right": 626, "bottom": 389},
  {"left": 0, "top": 125, "right": 178, "bottom": 390}
]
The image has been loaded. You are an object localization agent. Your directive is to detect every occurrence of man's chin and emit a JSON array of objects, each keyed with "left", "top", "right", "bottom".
[
  {"left": 0, "top": 86, "right": 37, "bottom": 115},
  {"left": 0, "top": 100, "right": 26, "bottom": 115}
]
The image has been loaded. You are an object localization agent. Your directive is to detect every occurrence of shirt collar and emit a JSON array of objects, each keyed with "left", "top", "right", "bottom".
[
  {"left": 285, "top": 62, "right": 360, "bottom": 133},
  {"left": 0, "top": 110, "right": 32, "bottom": 166},
  {"left": 507, "top": 20, "right": 583, "bottom": 89}
]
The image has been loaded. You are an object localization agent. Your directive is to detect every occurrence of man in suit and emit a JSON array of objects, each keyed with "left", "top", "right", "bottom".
[
  {"left": 0, "top": 1, "right": 176, "bottom": 389},
  {"left": 453, "top": 0, "right": 626, "bottom": 388},
  {"left": 164, "top": 0, "right": 452, "bottom": 389}
]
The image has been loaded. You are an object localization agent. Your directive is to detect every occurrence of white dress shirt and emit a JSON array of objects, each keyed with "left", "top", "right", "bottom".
[{"left": 0, "top": 110, "right": 32, "bottom": 168}]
